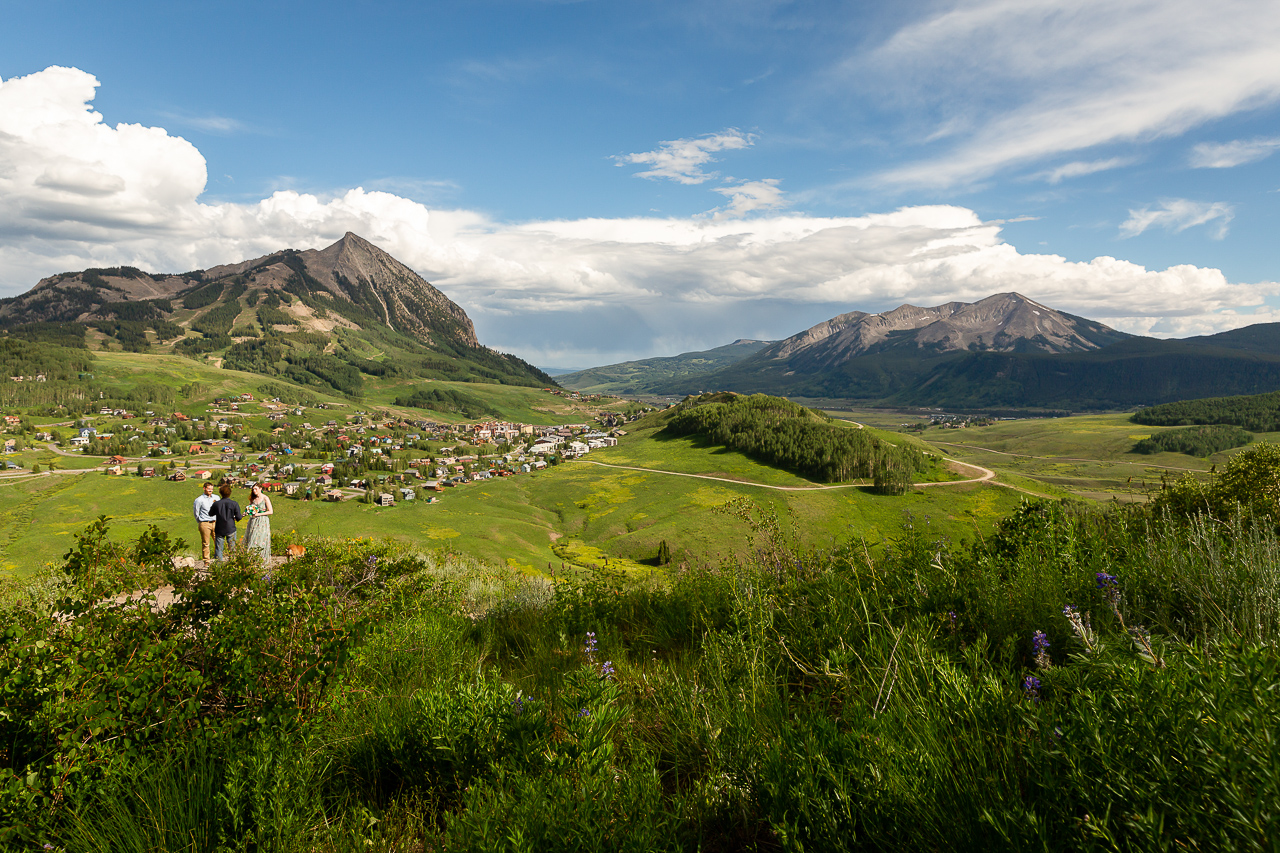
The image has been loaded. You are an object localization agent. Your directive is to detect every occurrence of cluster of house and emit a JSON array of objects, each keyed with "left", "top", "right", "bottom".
[{"left": 10, "top": 391, "right": 644, "bottom": 506}]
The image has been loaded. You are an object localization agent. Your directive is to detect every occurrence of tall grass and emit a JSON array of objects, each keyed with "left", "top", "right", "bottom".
[{"left": 6, "top": 498, "right": 1280, "bottom": 851}]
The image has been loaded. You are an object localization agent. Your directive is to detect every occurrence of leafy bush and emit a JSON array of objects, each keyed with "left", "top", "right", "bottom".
[{"left": 1152, "top": 441, "right": 1280, "bottom": 522}]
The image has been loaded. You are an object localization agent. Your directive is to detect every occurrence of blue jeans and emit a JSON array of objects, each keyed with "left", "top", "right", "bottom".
[{"left": 215, "top": 531, "right": 238, "bottom": 560}]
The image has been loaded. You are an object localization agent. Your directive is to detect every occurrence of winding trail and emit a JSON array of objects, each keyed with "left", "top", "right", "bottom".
[
  {"left": 579, "top": 456, "right": 1029, "bottom": 493},
  {"left": 926, "top": 439, "right": 1205, "bottom": 473}
]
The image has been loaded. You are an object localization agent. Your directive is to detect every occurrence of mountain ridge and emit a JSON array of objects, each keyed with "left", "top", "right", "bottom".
[
  {"left": 0, "top": 234, "right": 554, "bottom": 394},
  {"left": 561, "top": 295, "right": 1280, "bottom": 411}
]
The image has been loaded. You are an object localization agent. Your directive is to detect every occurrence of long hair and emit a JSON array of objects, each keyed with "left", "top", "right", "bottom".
[{"left": 250, "top": 483, "right": 262, "bottom": 500}]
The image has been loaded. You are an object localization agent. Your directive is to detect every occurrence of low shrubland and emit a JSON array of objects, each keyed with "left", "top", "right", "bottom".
[{"left": 3, "top": 447, "right": 1280, "bottom": 850}]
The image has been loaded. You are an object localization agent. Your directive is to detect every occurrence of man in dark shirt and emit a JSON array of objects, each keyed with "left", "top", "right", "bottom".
[{"left": 213, "top": 482, "right": 243, "bottom": 560}]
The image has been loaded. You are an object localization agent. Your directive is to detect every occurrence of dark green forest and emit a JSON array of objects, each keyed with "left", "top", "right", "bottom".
[
  {"left": 1133, "top": 389, "right": 1280, "bottom": 432},
  {"left": 662, "top": 393, "right": 926, "bottom": 490},
  {"left": 1132, "top": 424, "right": 1253, "bottom": 457}
]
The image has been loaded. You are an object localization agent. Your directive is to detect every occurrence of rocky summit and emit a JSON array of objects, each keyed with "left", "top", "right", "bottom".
[
  {"left": 0, "top": 233, "right": 477, "bottom": 351},
  {"left": 766, "top": 292, "right": 1130, "bottom": 368}
]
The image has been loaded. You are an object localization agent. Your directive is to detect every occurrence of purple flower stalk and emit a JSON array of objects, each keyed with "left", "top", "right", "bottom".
[
  {"left": 1095, "top": 572, "right": 1121, "bottom": 606},
  {"left": 577, "top": 707, "right": 590, "bottom": 718},
  {"left": 600, "top": 660, "right": 616, "bottom": 680},
  {"left": 1022, "top": 674, "right": 1041, "bottom": 702},
  {"left": 584, "top": 631, "right": 598, "bottom": 661},
  {"left": 1032, "top": 630, "right": 1052, "bottom": 670}
]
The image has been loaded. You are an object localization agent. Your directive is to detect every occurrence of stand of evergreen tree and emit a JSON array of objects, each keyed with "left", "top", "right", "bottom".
[
  {"left": 1133, "top": 389, "right": 1280, "bottom": 432},
  {"left": 1133, "top": 424, "right": 1252, "bottom": 457},
  {"left": 662, "top": 393, "right": 925, "bottom": 486}
]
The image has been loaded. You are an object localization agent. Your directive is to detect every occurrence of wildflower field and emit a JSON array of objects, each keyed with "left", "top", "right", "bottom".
[{"left": 3, "top": 448, "right": 1280, "bottom": 851}]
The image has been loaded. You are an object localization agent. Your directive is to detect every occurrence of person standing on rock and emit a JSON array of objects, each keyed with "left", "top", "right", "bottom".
[
  {"left": 213, "top": 482, "right": 243, "bottom": 560},
  {"left": 193, "top": 481, "right": 217, "bottom": 563},
  {"left": 243, "top": 482, "right": 274, "bottom": 567}
]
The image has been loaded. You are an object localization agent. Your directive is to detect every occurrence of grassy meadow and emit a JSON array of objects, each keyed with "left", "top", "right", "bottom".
[
  {"left": 4, "top": 453, "right": 1280, "bottom": 850},
  {"left": 826, "top": 409, "right": 1275, "bottom": 502},
  {"left": 0, "top": 446, "right": 1025, "bottom": 579}
]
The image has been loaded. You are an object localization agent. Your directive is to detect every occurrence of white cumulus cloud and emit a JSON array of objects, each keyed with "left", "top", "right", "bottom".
[
  {"left": 613, "top": 129, "right": 754, "bottom": 184},
  {"left": 1, "top": 66, "right": 1277, "bottom": 365},
  {"left": 1120, "top": 199, "right": 1235, "bottom": 239}
]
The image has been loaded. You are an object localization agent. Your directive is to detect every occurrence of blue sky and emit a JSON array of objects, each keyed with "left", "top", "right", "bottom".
[{"left": 2, "top": 0, "right": 1278, "bottom": 366}]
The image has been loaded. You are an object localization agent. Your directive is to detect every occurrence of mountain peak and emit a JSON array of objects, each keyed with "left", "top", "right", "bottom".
[
  {"left": 290, "top": 234, "right": 478, "bottom": 348},
  {"left": 767, "top": 293, "right": 1128, "bottom": 367}
]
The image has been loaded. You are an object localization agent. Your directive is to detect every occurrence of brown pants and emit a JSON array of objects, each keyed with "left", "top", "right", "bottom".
[{"left": 198, "top": 520, "right": 216, "bottom": 560}]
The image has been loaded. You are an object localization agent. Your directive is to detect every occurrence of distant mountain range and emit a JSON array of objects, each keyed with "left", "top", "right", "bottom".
[
  {"left": 559, "top": 339, "right": 774, "bottom": 395},
  {"left": 0, "top": 233, "right": 553, "bottom": 394},
  {"left": 559, "top": 293, "right": 1280, "bottom": 411}
]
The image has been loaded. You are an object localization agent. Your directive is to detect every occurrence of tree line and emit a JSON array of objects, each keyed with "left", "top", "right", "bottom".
[
  {"left": 1133, "top": 424, "right": 1252, "bottom": 457},
  {"left": 1132, "top": 389, "right": 1280, "bottom": 432},
  {"left": 661, "top": 393, "right": 926, "bottom": 490}
]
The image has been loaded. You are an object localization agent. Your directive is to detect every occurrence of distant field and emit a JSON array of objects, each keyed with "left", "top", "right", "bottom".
[{"left": 826, "top": 409, "right": 1280, "bottom": 502}]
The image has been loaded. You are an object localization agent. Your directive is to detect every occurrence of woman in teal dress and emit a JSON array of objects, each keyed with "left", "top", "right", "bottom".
[{"left": 243, "top": 483, "right": 274, "bottom": 567}]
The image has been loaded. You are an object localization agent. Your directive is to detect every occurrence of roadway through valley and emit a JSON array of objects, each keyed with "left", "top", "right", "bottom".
[{"left": 579, "top": 457, "right": 1027, "bottom": 493}]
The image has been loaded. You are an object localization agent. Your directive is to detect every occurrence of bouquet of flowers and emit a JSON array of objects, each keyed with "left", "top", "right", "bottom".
[{"left": 245, "top": 503, "right": 261, "bottom": 518}]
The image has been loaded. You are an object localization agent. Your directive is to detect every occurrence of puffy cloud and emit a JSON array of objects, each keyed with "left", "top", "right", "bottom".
[
  {"left": 1189, "top": 137, "right": 1280, "bottom": 168},
  {"left": 1120, "top": 199, "right": 1235, "bottom": 239},
  {"left": 613, "top": 129, "right": 754, "bottom": 184},
  {"left": 1, "top": 66, "right": 1277, "bottom": 365},
  {"left": 860, "top": 0, "right": 1280, "bottom": 187}
]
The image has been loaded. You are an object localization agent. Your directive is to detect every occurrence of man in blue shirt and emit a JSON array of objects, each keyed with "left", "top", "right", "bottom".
[
  {"left": 213, "top": 482, "right": 243, "bottom": 560},
  {"left": 193, "top": 481, "right": 217, "bottom": 563}
]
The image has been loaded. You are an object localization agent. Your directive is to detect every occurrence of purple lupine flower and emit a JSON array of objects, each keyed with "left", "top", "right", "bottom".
[
  {"left": 577, "top": 707, "right": 590, "bottom": 718},
  {"left": 1032, "top": 630, "right": 1052, "bottom": 669},
  {"left": 600, "top": 660, "right": 616, "bottom": 680},
  {"left": 512, "top": 695, "right": 526, "bottom": 716},
  {"left": 584, "top": 631, "right": 598, "bottom": 661},
  {"left": 1022, "top": 675, "right": 1041, "bottom": 702},
  {"left": 1096, "top": 572, "right": 1121, "bottom": 607}
]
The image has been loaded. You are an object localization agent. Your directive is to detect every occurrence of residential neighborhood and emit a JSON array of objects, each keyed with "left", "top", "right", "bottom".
[{"left": 2, "top": 391, "right": 655, "bottom": 509}]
